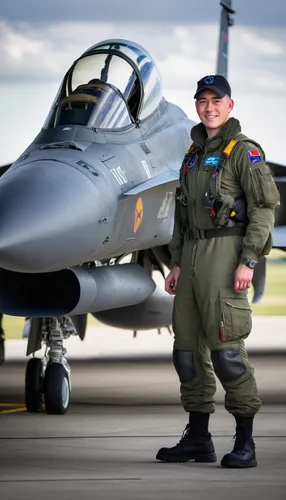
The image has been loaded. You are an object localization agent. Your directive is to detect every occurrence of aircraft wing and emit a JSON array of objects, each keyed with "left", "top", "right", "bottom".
[
  {"left": 268, "top": 160, "right": 286, "bottom": 250},
  {"left": 273, "top": 227, "right": 286, "bottom": 248},
  {"left": 123, "top": 169, "right": 179, "bottom": 195}
]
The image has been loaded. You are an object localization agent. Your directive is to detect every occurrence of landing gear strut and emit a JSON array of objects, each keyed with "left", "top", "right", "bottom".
[{"left": 24, "top": 317, "right": 76, "bottom": 414}]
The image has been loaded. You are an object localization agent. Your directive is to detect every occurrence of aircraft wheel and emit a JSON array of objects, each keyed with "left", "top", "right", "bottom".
[
  {"left": 25, "top": 358, "right": 43, "bottom": 412},
  {"left": 44, "top": 363, "right": 70, "bottom": 415}
]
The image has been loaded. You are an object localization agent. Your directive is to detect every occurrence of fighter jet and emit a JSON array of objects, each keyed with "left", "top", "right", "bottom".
[{"left": 0, "top": 0, "right": 285, "bottom": 414}]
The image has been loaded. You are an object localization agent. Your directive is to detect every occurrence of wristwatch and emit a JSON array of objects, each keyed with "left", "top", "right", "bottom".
[{"left": 242, "top": 258, "right": 257, "bottom": 269}]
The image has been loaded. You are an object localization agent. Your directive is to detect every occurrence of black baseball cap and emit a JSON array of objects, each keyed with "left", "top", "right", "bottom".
[{"left": 194, "top": 75, "right": 231, "bottom": 99}]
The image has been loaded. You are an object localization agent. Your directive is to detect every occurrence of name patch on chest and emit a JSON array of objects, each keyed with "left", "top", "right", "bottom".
[{"left": 204, "top": 155, "right": 220, "bottom": 167}]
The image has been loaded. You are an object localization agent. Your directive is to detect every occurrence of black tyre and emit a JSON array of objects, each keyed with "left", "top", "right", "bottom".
[
  {"left": 44, "top": 363, "right": 70, "bottom": 415},
  {"left": 25, "top": 358, "right": 43, "bottom": 412}
]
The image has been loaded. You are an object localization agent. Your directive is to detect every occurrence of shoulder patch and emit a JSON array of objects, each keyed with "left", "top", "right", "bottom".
[
  {"left": 188, "top": 154, "right": 198, "bottom": 169},
  {"left": 247, "top": 149, "right": 261, "bottom": 164},
  {"left": 182, "top": 144, "right": 197, "bottom": 175}
]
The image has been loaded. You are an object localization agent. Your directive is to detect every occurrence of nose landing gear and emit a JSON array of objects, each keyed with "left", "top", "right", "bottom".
[{"left": 24, "top": 317, "right": 76, "bottom": 414}]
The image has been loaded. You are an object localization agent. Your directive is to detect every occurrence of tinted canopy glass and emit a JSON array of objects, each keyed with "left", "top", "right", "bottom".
[
  {"left": 45, "top": 38, "right": 163, "bottom": 130},
  {"left": 54, "top": 82, "right": 131, "bottom": 129},
  {"left": 87, "top": 39, "right": 163, "bottom": 120}
]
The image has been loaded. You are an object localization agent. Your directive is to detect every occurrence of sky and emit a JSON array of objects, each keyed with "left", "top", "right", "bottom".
[{"left": 1, "top": 0, "right": 286, "bottom": 165}]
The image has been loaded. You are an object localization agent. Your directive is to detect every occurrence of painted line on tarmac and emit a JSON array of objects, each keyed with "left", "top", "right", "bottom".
[
  {"left": 0, "top": 403, "right": 25, "bottom": 408},
  {"left": 0, "top": 403, "right": 27, "bottom": 414},
  {"left": 0, "top": 407, "right": 27, "bottom": 414}
]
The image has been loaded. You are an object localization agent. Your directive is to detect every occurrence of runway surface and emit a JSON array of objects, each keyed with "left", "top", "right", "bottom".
[{"left": 1, "top": 320, "right": 286, "bottom": 499}]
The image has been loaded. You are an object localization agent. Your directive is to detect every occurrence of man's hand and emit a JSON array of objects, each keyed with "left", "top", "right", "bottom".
[
  {"left": 234, "top": 263, "right": 254, "bottom": 293},
  {"left": 165, "top": 266, "right": 181, "bottom": 295}
]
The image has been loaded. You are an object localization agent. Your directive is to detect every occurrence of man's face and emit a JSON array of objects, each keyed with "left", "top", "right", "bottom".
[{"left": 195, "top": 89, "right": 234, "bottom": 132}]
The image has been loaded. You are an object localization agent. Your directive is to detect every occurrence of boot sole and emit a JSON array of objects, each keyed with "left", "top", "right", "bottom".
[
  {"left": 156, "top": 453, "right": 217, "bottom": 463},
  {"left": 221, "top": 459, "right": 257, "bottom": 468}
]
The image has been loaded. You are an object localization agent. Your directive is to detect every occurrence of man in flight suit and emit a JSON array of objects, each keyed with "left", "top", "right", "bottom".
[{"left": 156, "top": 75, "right": 280, "bottom": 468}]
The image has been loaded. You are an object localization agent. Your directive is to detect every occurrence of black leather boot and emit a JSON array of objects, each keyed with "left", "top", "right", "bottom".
[
  {"left": 156, "top": 412, "right": 217, "bottom": 462},
  {"left": 221, "top": 416, "right": 257, "bottom": 468}
]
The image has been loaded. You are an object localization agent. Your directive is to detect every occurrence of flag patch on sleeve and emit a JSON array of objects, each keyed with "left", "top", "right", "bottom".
[{"left": 247, "top": 149, "right": 261, "bottom": 164}]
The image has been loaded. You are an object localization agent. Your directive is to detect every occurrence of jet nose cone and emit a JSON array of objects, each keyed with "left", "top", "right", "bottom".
[{"left": 0, "top": 160, "right": 102, "bottom": 272}]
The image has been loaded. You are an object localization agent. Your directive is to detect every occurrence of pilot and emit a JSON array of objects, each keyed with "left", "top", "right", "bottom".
[{"left": 156, "top": 75, "right": 280, "bottom": 468}]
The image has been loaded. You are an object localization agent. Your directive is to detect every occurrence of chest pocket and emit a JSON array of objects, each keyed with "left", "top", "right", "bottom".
[
  {"left": 203, "top": 139, "right": 239, "bottom": 227},
  {"left": 250, "top": 163, "right": 280, "bottom": 209}
]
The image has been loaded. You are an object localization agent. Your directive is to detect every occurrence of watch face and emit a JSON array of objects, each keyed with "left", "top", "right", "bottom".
[
  {"left": 244, "top": 258, "right": 257, "bottom": 269},
  {"left": 249, "top": 260, "right": 256, "bottom": 268}
]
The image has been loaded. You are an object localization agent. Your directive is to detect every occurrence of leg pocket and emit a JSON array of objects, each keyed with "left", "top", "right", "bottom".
[{"left": 219, "top": 288, "right": 252, "bottom": 342}]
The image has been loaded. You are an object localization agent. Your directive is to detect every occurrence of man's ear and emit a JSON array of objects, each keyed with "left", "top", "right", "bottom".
[{"left": 228, "top": 98, "right": 234, "bottom": 113}]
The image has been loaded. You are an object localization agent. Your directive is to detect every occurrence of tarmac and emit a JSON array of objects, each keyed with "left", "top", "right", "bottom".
[{"left": 0, "top": 317, "right": 285, "bottom": 499}]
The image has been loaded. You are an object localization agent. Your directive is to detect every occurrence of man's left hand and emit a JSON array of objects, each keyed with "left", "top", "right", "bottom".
[{"left": 234, "top": 263, "right": 254, "bottom": 293}]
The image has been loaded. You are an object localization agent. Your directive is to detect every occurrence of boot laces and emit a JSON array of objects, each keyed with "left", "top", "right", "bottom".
[
  {"left": 179, "top": 424, "right": 191, "bottom": 443},
  {"left": 232, "top": 431, "right": 254, "bottom": 452},
  {"left": 232, "top": 432, "right": 245, "bottom": 451}
]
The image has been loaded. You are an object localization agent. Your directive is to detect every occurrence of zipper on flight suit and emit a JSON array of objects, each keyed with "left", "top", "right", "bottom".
[
  {"left": 188, "top": 144, "right": 204, "bottom": 230},
  {"left": 186, "top": 145, "right": 204, "bottom": 277}
]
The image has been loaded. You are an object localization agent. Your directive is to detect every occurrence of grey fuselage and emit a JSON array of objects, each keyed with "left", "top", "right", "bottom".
[{"left": 0, "top": 99, "right": 194, "bottom": 273}]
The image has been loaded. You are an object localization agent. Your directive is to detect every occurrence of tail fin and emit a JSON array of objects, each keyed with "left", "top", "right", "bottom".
[{"left": 216, "top": 1, "right": 236, "bottom": 78}]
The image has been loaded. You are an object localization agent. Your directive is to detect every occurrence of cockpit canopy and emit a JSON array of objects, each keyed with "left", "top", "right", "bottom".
[
  {"left": 54, "top": 81, "right": 131, "bottom": 129},
  {"left": 45, "top": 39, "right": 163, "bottom": 130}
]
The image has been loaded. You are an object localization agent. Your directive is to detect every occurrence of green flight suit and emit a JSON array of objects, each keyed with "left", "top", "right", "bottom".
[{"left": 169, "top": 117, "right": 280, "bottom": 416}]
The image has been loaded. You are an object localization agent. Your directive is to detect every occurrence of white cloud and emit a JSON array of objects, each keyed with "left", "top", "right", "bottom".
[
  {"left": 0, "top": 21, "right": 118, "bottom": 81},
  {"left": 0, "top": 20, "right": 286, "bottom": 165},
  {"left": 255, "top": 75, "right": 286, "bottom": 90},
  {"left": 241, "top": 32, "right": 284, "bottom": 56},
  {"left": 0, "top": 83, "right": 59, "bottom": 164},
  {"left": 1, "top": 21, "right": 285, "bottom": 93}
]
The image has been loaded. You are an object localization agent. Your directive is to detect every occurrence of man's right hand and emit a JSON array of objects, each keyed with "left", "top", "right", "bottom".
[{"left": 165, "top": 266, "right": 181, "bottom": 295}]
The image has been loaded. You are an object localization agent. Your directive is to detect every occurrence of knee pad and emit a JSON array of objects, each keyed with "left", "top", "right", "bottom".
[
  {"left": 173, "top": 349, "right": 195, "bottom": 382},
  {"left": 211, "top": 349, "right": 246, "bottom": 382}
]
